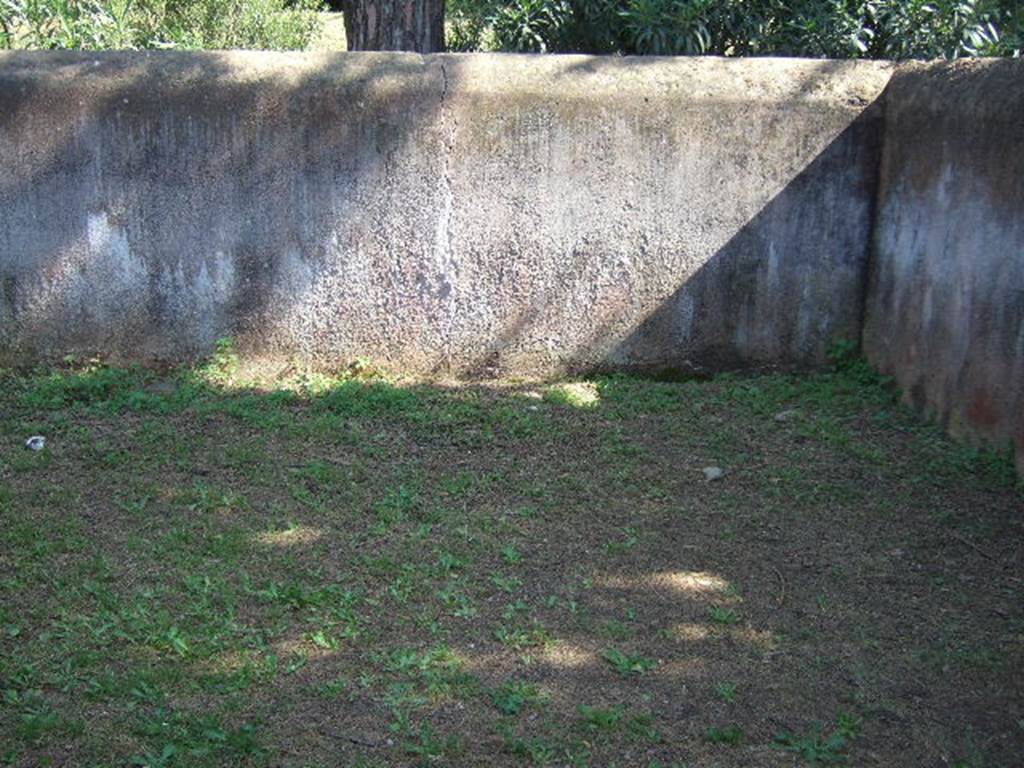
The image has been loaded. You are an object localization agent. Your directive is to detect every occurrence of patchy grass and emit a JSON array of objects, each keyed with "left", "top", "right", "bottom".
[{"left": 0, "top": 352, "right": 1021, "bottom": 767}]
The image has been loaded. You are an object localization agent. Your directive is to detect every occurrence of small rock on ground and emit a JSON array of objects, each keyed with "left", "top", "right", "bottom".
[
  {"left": 24, "top": 436, "right": 45, "bottom": 451},
  {"left": 702, "top": 466, "right": 725, "bottom": 481}
]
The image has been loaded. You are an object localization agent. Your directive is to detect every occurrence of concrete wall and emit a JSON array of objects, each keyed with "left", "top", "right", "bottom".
[
  {"left": 863, "top": 59, "right": 1024, "bottom": 473},
  {"left": 1, "top": 52, "right": 1022, "bottom": 467},
  {"left": 0, "top": 51, "right": 890, "bottom": 377}
]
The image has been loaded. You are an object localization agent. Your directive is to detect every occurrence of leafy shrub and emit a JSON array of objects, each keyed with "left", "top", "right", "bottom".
[
  {"left": 492, "top": 0, "right": 572, "bottom": 51},
  {"left": 447, "top": 0, "right": 501, "bottom": 49},
  {"left": 1, "top": 0, "right": 323, "bottom": 50},
  {"left": 460, "top": 0, "right": 1021, "bottom": 57},
  {"left": 4, "top": 0, "right": 1015, "bottom": 55}
]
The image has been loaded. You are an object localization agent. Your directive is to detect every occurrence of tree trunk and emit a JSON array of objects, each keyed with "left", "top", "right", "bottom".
[{"left": 342, "top": 0, "right": 445, "bottom": 52}]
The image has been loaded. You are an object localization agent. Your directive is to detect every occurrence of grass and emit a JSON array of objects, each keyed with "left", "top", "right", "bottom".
[
  {"left": 0, "top": 351, "right": 1021, "bottom": 767},
  {"left": 491, "top": 680, "right": 547, "bottom": 715},
  {"left": 601, "top": 648, "right": 658, "bottom": 677},
  {"left": 705, "top": 724, "right": 744, "bottom": 745},
  {"left": 773, "top": 712, "right": 862, "bottom": 763}
]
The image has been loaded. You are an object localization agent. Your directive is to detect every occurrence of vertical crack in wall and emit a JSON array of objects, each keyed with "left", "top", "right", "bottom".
[{"left": 434, "top": 58, "right": 458, "bottom": 372}]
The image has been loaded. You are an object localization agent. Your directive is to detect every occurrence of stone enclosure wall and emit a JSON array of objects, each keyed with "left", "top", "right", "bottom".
[
  {"left": 0, "top": 52, "right": 1021, "bottom": 469},
  {"left": 861, "top": 61, "right": 1024, "bottom": 474}
]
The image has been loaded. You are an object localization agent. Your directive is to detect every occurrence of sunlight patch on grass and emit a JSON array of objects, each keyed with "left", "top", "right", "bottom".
[
  {"left": 666, "top": 623, "right": 712, "bottom": 641},
  {"left": 539, "top": 643, "right": 597, "bottom": 668},
  {"left": 254, "top": 526, "right": 323, "bottom": 547},
  {"left": 726, "top": 627, "right": 778, "bottom": 650},
  {"left": 191, "top": 649, "right": 252, "bottom": 676},
  {"left": 544, "top": 382, "right": 601, "bottom": 408},
  {"left": 598, "top": 571, "right": 731, "bottom": 595},
  {"left": 273, "top": 636, "right": 339, "bottom": 660},
  {"left": 656, "top": 571, "right": 731, "bottom": 594},
  {"left": 665, "top": 622, "right": 779, "bottom": 651}
]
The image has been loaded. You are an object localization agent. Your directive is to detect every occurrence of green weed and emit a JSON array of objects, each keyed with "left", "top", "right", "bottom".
[
  {"left": 709, "top": 606, "right": 740, "bottom": 625},
  {"left": 705, "top": 724, "right": 744, "bottom": 745},
  {"left": 714, "top": 682, "right": 738, "bottom": 703},
  {"left": 491, "top": 680, "right": 547, "bottom": 715},
  {"left": 773, "top": 712, "right": 861, "bottom": 763},
  {"left": 601, "top": 649, "right": 657, "bottom": 676}
]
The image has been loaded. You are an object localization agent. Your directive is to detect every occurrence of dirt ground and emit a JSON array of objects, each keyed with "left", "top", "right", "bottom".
[{"left": 0, "top": 359, "right": 1020, "bottom": 767}]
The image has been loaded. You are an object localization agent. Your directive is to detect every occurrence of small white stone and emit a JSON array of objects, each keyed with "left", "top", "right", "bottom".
[
  {"left": 702, "top": 466, "right": 724, "bottom": 481},
  {"left": 24, "top": 436, "right": 45, "bottom": 451},
  {"left": 774, "top": 409, "right": 799, "bottom": 423}
]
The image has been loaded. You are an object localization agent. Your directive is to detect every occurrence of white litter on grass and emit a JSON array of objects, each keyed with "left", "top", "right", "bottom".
[
  {"left": 24, "top": 436, "right": 46, "bottom": 451},
  {"left": 702, "top": 466, "right": 724, "bottom": 481}
]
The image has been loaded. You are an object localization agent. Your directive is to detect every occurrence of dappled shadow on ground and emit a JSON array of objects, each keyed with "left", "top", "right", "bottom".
[{"left": 0, "top": 364, "right": 1021, "bottom": 766}]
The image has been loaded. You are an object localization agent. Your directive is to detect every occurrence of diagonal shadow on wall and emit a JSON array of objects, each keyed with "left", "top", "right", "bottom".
[
  {"left": 1, "top": 53, "right": 889, "bottom": 381},
  {"left": 431, "top": 63, "right": 888, "bottom": 380},
  {"left": 606, "top": 103, "right": 885, "bottom": 378}
]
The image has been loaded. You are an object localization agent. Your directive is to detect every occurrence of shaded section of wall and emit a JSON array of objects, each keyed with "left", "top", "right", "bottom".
[
  {"left": 0, "top": 51, "right": 449, "bottom": 367},
  {"left": 0, "top": 51, "right": 892, "bottom": 375},
  {"left": 617, "top": 108, "right": 882, "bottom": 374},
  {"left": 862, "top": 59, "right": 1024, "bottom": 473}
]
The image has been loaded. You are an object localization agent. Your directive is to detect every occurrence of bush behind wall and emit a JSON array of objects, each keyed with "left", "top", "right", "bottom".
[
  {"left": 450, "top": 0, "right": 1022, "bottom": 58},
  {"left": 0, "top": 0, "right": 323, "bottom": 50}
]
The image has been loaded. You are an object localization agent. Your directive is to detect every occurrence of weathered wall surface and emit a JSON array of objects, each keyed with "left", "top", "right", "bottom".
[
  {"left": 3, "top": 52, "right": 1020, "bottom": 467},
  {"left": 863, "top": 60, "right": 1024, "bottom": 472},
  {"left": 0, "top": 51, "right": 891, "bottom": 376},
  {"left": 440, "top": 56, "right": 889, "bottom": 375},
  {"left": 0, "top": 52, "right": 450, "bottom": 369}
]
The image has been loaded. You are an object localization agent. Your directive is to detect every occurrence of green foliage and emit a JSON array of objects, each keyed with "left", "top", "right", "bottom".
[
  {"left": 578, "top": 704, "right": 624, "bottom": 731},
  {"left": 491, "top": 680, "right": 547, "bottom": 714},
  {"left": 709, "top": 605, "right": 740, "bottom": 625},
  {"left": 499, "top": 727, "right": 561, "bottom": 763},
  {"left": 201, "top": 337, "right": 239, "bottom": 385},
  {"left": 402, "top": 722, "right": 463, "bottom": 759},
  {"left": 4, "top": 689, "right": 74, "bottom": 744},
  {"left": 21, "top": 363, "right": 143, "bottom": 410},
  {"left": 129, "top": 708, "right": 264, "bottom": 765},
  {"left": 494, "top": 623, "right": 554, "bottom": 649},
  {"left": 489, "top": 0, "right": 569, "bottom": 51},
  {"left": 601, "top": 648, "right": 657, "bottom": 676},
  {"left": 2, "top": 0, "right": 1017, "bottom": 55},
  {"left": 714, "top": 681, "right": 737, "bottom": 702},
  {"left": 773, "top": 712, "right": 862, "bottom": 763},
  {"left": 1, "top": 0, "right": 322, "bottom": 50},
  {"left": 826, "top": 338, "right": 888, "bottom": 386},
  {"left": 453, "top": 0, "right": 1021, "bottom": 57},
  {"left": 447, "top": 0, "right": 495, "bottom": 50},
  {"left": 705, "top": 724, "right": 744, "bottom": 745}
]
